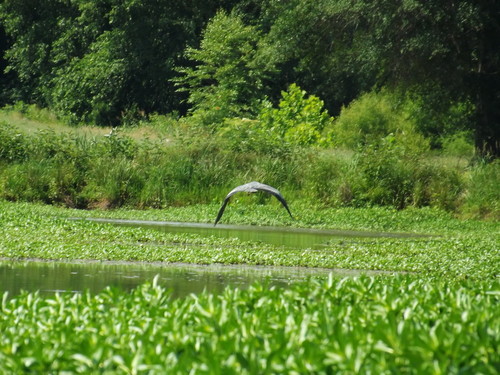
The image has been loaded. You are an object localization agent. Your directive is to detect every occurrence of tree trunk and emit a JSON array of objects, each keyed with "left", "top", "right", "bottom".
[{"left": 475, "top": 76, "right": 500, "bottom": 158}]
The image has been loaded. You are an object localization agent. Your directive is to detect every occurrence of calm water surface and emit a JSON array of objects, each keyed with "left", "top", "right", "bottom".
[
  {"left": 85, "top": 218, "right": 422, "bottom": 249},
  {"left": 0, "top": 260, "right": 346, "bottom": 298}
]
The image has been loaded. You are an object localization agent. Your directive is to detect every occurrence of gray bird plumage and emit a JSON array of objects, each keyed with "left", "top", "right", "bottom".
[{"left": 214, "top": 181, "right": 293, "bottom": 225}]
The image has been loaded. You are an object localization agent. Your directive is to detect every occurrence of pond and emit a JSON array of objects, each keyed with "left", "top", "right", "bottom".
[{"left": 0, "top": 260, "right": 354, "bottom": 298}]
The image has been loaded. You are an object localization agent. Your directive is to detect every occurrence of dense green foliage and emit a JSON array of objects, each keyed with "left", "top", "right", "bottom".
[
  {"left": 331, "top": 90, "right": 430, "bottom": 153},
  {"left": 1, "top": 0, "right": 499, "bottom": 156},
  {"left": 174, "top": 11, "right": 273, "bottom": 125},
  {"left": 261, "top": 0, "right": 500, "bottom": 156},
  {"left": 259, "top": 84, "right": 333, "bottom": 147},
  {"left": 1, "top": 275, "right": 499, "bottom": 373},
  {"left": 0, "top": 0, "right": 240, "bottom": 123},
  {"left": 1, "top": 200, "right": 499, "bottom": 280},
  {"left": 1, "top": 110, "right": 499, "bottom": 217}
]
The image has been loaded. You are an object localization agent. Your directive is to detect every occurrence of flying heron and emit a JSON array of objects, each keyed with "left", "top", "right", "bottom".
[{"left": 214, "top": 181, "right": 293, "bottom": 225}]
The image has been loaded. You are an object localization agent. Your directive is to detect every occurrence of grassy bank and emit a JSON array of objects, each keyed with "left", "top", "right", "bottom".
[{"left": 1, "top": 107, "right": 499, "bottom": 219}]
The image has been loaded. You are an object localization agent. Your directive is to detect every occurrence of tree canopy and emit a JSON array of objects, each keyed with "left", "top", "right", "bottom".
[{"left": 1, "top": 0, "right": 498, "bottom": 156}]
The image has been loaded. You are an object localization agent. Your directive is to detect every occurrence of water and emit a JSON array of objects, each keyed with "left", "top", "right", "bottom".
[
  {"left": 0, "top": 260, "right": 347, "bottom": 298},
  {"left": 84, "top": 218, "right": 422, "bottom": 249}
]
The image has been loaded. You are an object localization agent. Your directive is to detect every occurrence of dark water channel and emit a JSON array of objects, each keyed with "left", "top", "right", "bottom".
[{"left": 2, "top": 219, "right": 418, "bottom": 297}]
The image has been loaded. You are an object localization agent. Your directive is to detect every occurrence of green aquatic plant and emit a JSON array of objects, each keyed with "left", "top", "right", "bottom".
[
  {"left": 0, "top": 200, "right": 498, "bottom": 372},
  {"left": 0, "top": 201, "right": 498, "bottom": 280},
  {"left": 0, "top": 275, "right": 498, "bottom": 373}
]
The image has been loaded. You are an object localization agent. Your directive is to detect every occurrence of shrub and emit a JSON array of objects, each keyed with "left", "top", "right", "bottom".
[
  {"left": 403, "top": 91, "right": 475, "bottom": 148},
  {"left": 250, "top": 152, "right": 302, "bottom": 192},
  {"left": 259, "top": 84, "right": 334, "bottom": 147},
  {"left": 356, "top": 143, "right": 416, "bottom": 208},
  {"left": 98, "top": 130, "right": 138, "bottom": 159},
  {"left": 0, "top": 121, "right": 27, "bottom": 162},
  {"left": 440, "top": 131, "right": 475, "bottom": 158},
  {"left": 331, "top": 89, "right": 429, "bottom": 154},
  {"left": 217, "top": 118, "right": 290, "bottom": 156},
  {"left": 82, "top": 156, "right": 142, "bottom": 208},
  {"left": 301, "top": 149, "right": 360, "bottom": 206},
  {"left": 412, "top": 164, "right": 464, "bottom": 211},
  {"left": 0, "top": 159, "right": 86, "bottom": 207},
  {"left": 461, "top": 160, "right": 500, "bottom": 219}
]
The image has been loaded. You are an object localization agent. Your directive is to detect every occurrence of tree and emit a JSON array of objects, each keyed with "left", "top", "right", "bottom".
[
  {"left": 0, "top": 0, "right": 242, "bottom": 124},
  {"left": 174, "top": 10, "right": 274, "bottom": 125},
  {"left": 263, "top": 0, "right": 500, "bottom": 157},
  {"left": 359, "top": 0, "right": 500, "bottom": 157},
  {"left": 0, "top": 0, "right": 77, "bottom": 105},
  {"left": 49, "top": 30, "right": 128, "bottom": 124},
  {"left": 0, "top": 23, "right": 15, "bottom": 105},
  {"left": 48, "top": 0, "right": 230, "bottom": 124},
  {"left": 261, "top": 0, "right": 379, "bottom": 114}
]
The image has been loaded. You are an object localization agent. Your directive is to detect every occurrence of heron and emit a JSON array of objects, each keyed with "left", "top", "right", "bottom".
[{"left": 214, "top": 181, "right": 293, "bottom": 225}]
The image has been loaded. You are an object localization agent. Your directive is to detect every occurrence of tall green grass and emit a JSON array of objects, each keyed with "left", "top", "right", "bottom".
[
  {"left": 0, "top": 117, "right": 498, "bottom": 218},
  {"left": 461, "top": 160, "right": 500, "bottom": 219}
]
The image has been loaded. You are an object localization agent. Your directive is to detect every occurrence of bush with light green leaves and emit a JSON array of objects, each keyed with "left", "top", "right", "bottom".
[
  {"left": 331, "top": 89, "right": 430, "bottom": 155},
  {"left": 259, "top": 83, "right": 334, "bottom": 147}
]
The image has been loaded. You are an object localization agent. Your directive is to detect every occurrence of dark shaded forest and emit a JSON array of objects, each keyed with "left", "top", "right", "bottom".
[{"left": 1, "top": 0, "right": 499, "bottom": 156}]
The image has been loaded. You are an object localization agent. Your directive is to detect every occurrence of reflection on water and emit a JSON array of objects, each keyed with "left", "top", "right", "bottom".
[{"left": 0, "top": 260, "right": 344, "bottom": 298}]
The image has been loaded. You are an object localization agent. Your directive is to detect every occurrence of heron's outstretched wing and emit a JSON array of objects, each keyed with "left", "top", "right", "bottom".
[
  {"left": 254, "top": 183, "right": 293, "bottom": 219},
  {"left": 214, "top": 197, "right": 230, "bottom": 226},
  {"left": 214, "top": 183, "right": 252, "bottom": 226},
  {"left": 214, "top": 181, "right": 293, "bottom": 225}
]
